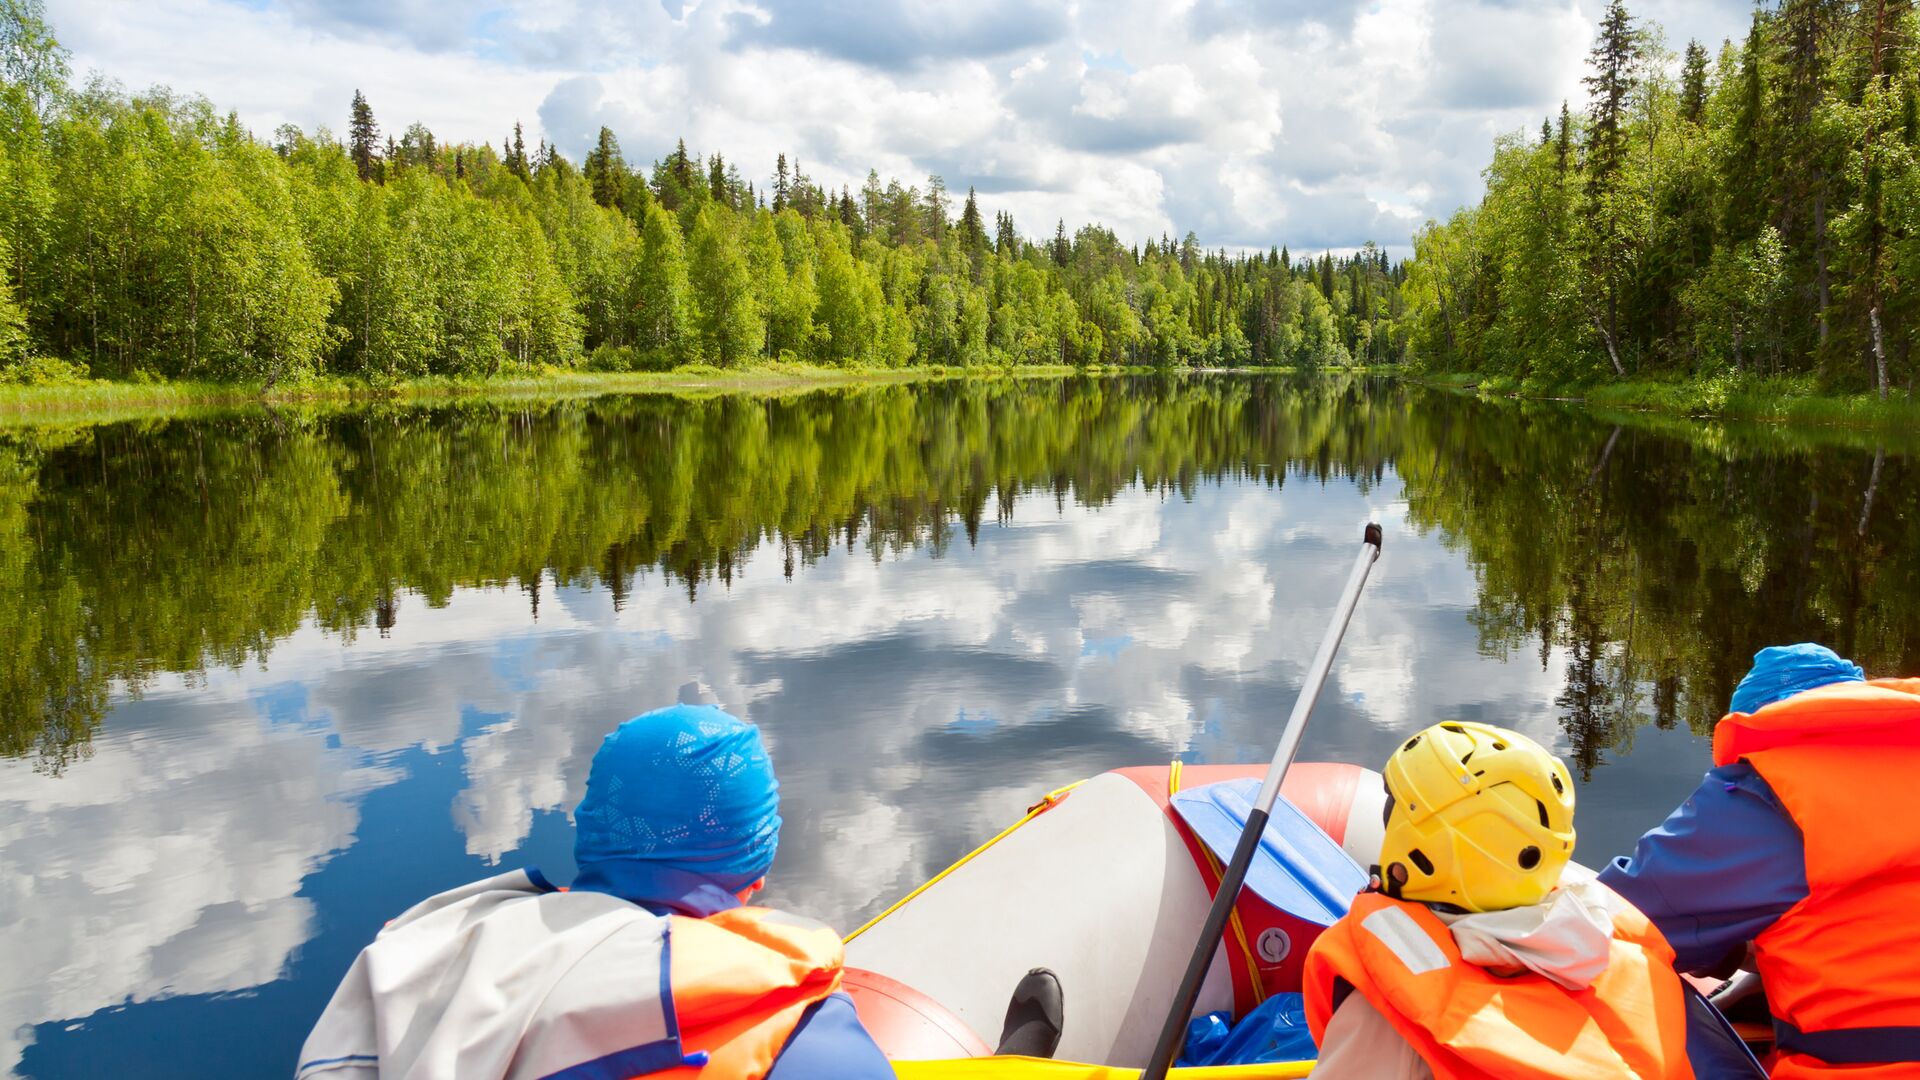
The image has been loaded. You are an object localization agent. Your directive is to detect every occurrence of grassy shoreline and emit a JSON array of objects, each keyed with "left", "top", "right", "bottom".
[
  {"left": 0, "top": 362, "right": 1109, "bottom": 425},
  {"left": 1414, "top": 371, "right": 1920, "bottom": 434}
]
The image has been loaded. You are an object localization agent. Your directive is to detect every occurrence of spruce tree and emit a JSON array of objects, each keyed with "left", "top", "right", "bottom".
[
  {"left": 509, "top": 122, "right": 529, "bottom": 180},
  {"left": 773, "top": 153, "right": 789, "bottom": 212},
  {"left": 584, "top": 126, "right": 625, "bottom": 208},
  {"left": 1680, "top": 40, "right": 1709, "bottom": 123},
  {"left": 349, "top": 89, "right": 379, "bottom": 181},
  {"left": 1556, "top": 100, "right": 1573, "bottom": 173},
  {"left": 1052, "top": 219, "right": 1070, "bottom": 267},
  {"left": 959, "top": 187, "right": 986, "bottom": 251},
  {"left": 1583, "top": 0, "right": 1636, "bottom": 192}
]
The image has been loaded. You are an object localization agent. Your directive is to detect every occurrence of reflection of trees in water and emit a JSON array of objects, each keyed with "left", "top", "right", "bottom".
[
  {"left": 4, "top": 375, "right": 1916, "bottom": 775},
  {"left": 1400, "top": 395, "right": 1919, "bottom": 770},
  {"left": 0, "top": 375, "right": 1402, "bottom": 769}
]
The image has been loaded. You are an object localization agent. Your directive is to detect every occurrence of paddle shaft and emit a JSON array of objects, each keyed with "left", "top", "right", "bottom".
[{"left": 1140, "top": 523, "right": 1382, "bottom": 1080}]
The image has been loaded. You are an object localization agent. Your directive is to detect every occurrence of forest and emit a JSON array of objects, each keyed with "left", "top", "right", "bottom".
[
  {"left": 0, "top": 3, "right": 1407, "bottom": 385},
  {"left": 1404, "top": 0, "right": 1920, "bottom": 396}
]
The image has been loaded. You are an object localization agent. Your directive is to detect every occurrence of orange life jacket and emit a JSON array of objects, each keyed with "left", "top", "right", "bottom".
[
  {"left": 1712, "top": 677, "right": 1920, "bottom": 1080},
  {"left": 1302, "top": 891, "right": 1693, "bottom": 1079},
  {"left": 652, "top": 906, "right": 847, "bottom": 1079}
]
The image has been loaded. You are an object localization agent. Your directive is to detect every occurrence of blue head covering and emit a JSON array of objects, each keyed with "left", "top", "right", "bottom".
[
  {"left": 572, "top": 704, "right": 782, "bottom": 916},
  {"left": 1729, "top": 643, "right": 1864, "bottom": 716}
]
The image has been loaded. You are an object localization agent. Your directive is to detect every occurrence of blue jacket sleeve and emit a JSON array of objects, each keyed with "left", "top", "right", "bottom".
[
  {"left": 1597, "top": 761, "right": 1808, "bottom": 975},
  {"left": 767, "top": 992, "right": 894, "bottom": 1080}
]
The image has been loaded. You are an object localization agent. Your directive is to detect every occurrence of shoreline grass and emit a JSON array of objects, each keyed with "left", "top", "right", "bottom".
[
  {"left": 0, "top": 361, "right": 1409, "bottom": 427},
  {"left": 0, "top": 361, "right": 1109, "bottom": 426}
]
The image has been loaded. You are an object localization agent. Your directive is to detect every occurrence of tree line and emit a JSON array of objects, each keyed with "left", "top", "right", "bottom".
[
  {"left": 1404, "top": 0, "right": 1920, "bottom": 397},
  {"left": 0, "top": 2, "right": 1409, "bottom": 384}
]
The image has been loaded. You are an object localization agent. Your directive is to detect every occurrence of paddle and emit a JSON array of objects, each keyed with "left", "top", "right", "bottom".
[{"left": 1140, "top": 522, "right": 1383, "bottom": 1080}]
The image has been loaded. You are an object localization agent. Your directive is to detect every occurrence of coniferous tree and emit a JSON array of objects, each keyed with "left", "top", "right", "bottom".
[
  {"left": 509, "top": 122, "right": 529, "bottom": 180},
  {"left": 959, "top": 186, "right": 986, "bottom": 272},
  {"left": 349, "top": 90, "right": 379, "bottom": 181},
  {"left": 584, "top": 126, "right": 625, "bottom": 208},
  {"left": 1583, "top": 1, "right": 1636, "bottom": 191},
  {"left": 1681, "top": 40, "right": 1710, "bottom": 123},
  {"left": 1556, "top": 100, "right": 1573, "bottom": 173},
  {"left": 1581, "top": 0, "right": 1639, "bottom": 374},
  {"left": 1052, "top": 219, "right": 1070, "bottom": 267}
]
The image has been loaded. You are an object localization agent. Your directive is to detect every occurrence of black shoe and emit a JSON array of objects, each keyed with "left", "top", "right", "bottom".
[{"left": 995, "top": 967, "right": 1064, "bottom": 1059}]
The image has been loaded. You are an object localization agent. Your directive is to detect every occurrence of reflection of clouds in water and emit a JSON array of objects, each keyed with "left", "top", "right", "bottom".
[
  {"left": 1, "top": 467, "right": 1610, "bottom": 1073},
  {"left": 0, "top": 692, "right": 393, "bottom": 1072}
]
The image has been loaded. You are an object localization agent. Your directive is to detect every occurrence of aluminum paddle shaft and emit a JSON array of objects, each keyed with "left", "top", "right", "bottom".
[{"left": 1140, "top": 522, "right": 1383, "bottom": 1080}]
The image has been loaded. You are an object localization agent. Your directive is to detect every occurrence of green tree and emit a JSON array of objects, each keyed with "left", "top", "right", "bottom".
[
  {"left": 583, "top": 126, "right": 626, "bottom": 209},
  {"left": 634, "top": 203, "right": 690, "bottom": 367},
  {"left": 348, "top": 89, "right": 379, "bottom": 182},
  {"left": 686, "top": 204, "right": 761, "bottom": 366},
  {"left": 1681, "top": 40, "right": 1709, "bottom": 123}
]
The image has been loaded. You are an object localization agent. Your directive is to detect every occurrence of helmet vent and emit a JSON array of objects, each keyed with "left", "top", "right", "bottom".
[
  {"left": 1492, "top": 741, "right": 1507, "bottom": 751},
  {"left": 1535, "top": 800, "right": 1550, "bottom": 828},
  {"left": 1408, "top": 848, "right": 1435, "bottom": 876},
  {"left": 1441, "top": 723, "right": 1465, "bottom": 733},
  {"left": 1518, "top": 846, "right": 1542, "bottom": 870},
  {"left": 1403, "top": 736, "right": 1420, "bottom": 751},
  {"left": 1551, "top": 773, "right": 1564, "bottom": 794}
]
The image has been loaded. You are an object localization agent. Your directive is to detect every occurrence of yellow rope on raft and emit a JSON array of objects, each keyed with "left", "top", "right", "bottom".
[
  {"left": 844, "top": 779, "right": 1088, "bottom": 944},
  {"left": 1169, "top": 760, "right": 1266, "bottom": 1005},
  {"left": 893, "top": 1055, "right": 1313, "bottom": 1079}
]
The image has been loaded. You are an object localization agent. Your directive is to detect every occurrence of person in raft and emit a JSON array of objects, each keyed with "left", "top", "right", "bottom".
[
  {"left": 295, "top": 703, "right": 894, "bottom": 1080},
  {"left": 1600, "top": 643, "right": 1920, "bottom": 1079},
  {"left": 1302, "top": 720, "right": 1696, "bottom": 1079}
]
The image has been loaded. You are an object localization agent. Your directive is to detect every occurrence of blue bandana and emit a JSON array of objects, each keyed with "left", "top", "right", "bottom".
[
  {"left": 1729, "top": 643, "right": 1864, "bottom": 716},
  {"left": 572, "top": 704, "right": 781, "bottom": 911}
]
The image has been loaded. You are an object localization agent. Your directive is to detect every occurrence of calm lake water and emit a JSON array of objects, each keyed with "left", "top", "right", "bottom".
[{"left": 2, "top": 374, "right": 1913, "bottom": 1077}]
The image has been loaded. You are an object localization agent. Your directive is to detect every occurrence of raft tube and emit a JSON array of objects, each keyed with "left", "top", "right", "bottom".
[{"left": 843, "top": 761, "right": 1385, "bottom": 1068}]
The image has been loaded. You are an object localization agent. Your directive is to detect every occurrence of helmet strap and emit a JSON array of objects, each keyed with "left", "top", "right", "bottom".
[{"left": 1378, "top": 863, "right": 1408, "bottom": 900}]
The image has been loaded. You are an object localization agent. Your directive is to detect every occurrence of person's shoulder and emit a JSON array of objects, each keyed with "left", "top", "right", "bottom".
[{"left": 768, "top": 993, "right": 893, "bottom": 1080}]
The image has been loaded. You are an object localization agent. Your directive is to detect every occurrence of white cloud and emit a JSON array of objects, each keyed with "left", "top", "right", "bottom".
[
  {"left": 0, "top": 692, "right": 396, "bottom": 1072},
  {"left": 46, "top": 0, "right": 1752, "bottom": 255}
]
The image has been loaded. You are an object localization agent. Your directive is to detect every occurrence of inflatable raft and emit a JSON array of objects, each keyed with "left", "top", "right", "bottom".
[{"left": 841, "top": 761, "right": 1389, "bottom": 1078}]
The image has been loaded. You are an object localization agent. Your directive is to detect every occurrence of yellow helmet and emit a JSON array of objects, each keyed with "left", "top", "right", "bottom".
[{"left": 1379, "top": 721, "right": 1575, "bottom": 913}]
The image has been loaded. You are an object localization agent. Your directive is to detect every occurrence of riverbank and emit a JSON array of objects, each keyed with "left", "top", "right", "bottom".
[
  {"left": 1418, "top": 371, "right": 1920, "bottom": 434},
  {"left": 0, "top": 362, "right": 1103, "bottom": 426}
]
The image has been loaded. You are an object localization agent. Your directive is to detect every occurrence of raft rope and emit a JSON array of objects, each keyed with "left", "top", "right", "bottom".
[
  {"left": 1168, "top": 760, "right": 1267, "bottom": 1006},
  {"left": 843, "top": 779, "right": 1088, "bottom": 944}
]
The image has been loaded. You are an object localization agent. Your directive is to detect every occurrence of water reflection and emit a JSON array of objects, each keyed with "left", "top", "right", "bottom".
[{"left": 1, "top": 376, "right": 1914, "bottom": 1077}]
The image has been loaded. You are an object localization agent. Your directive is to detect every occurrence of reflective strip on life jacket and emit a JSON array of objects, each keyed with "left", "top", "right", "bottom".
[
  {"left": 1716, "top": 679, "right": 1920, "bottom": 1072},
  {"left": 1302, "top": 891, "right": 1693, "bottom": 1080}
]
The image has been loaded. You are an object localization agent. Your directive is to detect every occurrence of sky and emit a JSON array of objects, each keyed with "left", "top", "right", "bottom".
[{"left": 48, "top": 0, "right": 1754, "bottom": 256}]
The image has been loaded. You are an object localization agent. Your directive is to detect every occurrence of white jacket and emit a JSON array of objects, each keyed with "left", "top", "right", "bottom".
[{"left": 296, "top": 870, "right": 690, "bottom": 1080}]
